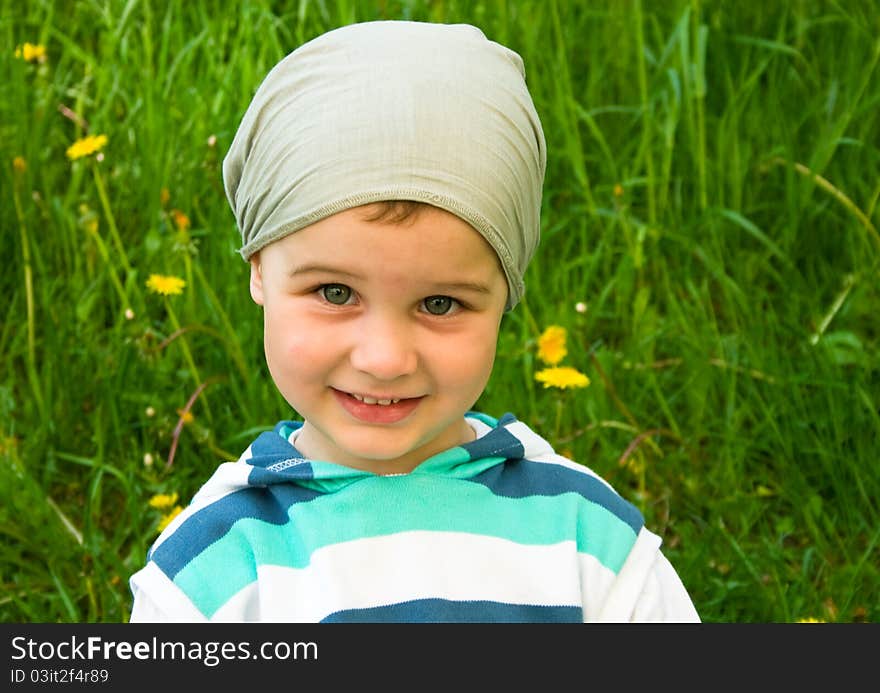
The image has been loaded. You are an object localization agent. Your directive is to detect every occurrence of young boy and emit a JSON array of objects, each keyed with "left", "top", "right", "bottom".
[{"left": 129, "top": 20, "right": 699, "bottom": 622}]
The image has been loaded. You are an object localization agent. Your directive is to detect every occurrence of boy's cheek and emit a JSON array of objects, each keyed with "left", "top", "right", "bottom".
[
  {"left": 263, "top": 330, "right": 312, "bottom": 395},
  {"left": 431, "top": 328, "right": 498, "bottom": 385},
  {"left": 264, "top": 313, "right": 335, "bottom": 368},
  {"left": 265, "top": 313, "right": 307, "bottom": 352}
]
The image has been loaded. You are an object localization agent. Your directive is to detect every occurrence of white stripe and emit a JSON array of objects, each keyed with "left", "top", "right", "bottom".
[
  {"left": 596, "top": 526, "right": 663, "bottom": 621},
  {"left": 529, "top": 450, "right": 617, "bottom": 488},
  {"left": 211, "top": 582, "right": 262, "bottom": 622},
  {"left": 465, "top": 415, "right": 495, "bottom": 439},
  {"left": 503, "top": 420, "right": 553, "bottom": 457},
  {"left": 502, "top": 420, "right": 612, "bottom": 484},
  {"left": 578, "top": 552, "right": 619, "bottom": 622},
  {"left": 210, "top": 531, "right": 600, "bottom": 622}
]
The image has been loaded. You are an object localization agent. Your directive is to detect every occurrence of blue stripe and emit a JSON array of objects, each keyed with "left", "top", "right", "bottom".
[
  {"left": 275, "top": 422, "right": 300, "bottom": 442},
  {"left": 469, "top": 458, "right": 644, "bottom": 534},
  {"left": 321, "top": 598, "right": 582, "bottom": 623},
  {"left": 149, "top": 483, "right": 322, "bottom": 579},
  {"left": 247, "top": 428, "right": 302, "bottom": 462},
  {"left": 459, "top": 419, "right": 525, "bottom": 461},
  {"left": 496, "top": 412, "right": 518, "bottom": 426}
]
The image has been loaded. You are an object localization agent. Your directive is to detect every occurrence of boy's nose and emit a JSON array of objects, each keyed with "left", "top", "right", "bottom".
[{"left": 349, "top": 314, "right": 418, "bottom": 380}]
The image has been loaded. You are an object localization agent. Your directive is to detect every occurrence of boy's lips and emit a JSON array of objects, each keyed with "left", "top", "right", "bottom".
[{"left": 331, "top": 388, "right": 424, "bottom": 424}]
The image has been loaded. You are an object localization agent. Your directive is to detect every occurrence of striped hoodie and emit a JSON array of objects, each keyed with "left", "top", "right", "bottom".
[{"left": 129, "top": 412, "right": 699, "bottom": 622}]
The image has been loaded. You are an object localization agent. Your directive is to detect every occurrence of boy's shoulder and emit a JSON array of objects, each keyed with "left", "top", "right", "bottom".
[{"left": 465, "top": 412, "right": 645, "bottom": 535}]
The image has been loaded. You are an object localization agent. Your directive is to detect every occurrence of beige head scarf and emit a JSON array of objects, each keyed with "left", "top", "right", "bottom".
[{"left": 223, "top": 20, "right": 546, "bottom": 310}]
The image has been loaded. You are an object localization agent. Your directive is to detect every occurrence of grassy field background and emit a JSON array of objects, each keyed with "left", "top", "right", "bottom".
[{"left": 2, "top": 0, "right": 878, "bottom": 623}]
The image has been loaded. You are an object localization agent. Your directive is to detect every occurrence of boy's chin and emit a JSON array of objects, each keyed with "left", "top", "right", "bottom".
[
  {"left": 298, "top": 411, "right": 475, "bottom": 473},
  {"left": 333, "top": 437, "right": 429, "bottom": 474}
]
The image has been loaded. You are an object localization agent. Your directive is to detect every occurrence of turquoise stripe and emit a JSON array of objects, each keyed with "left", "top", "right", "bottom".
[
  {"left": 176, "top": 474, "right": 638, "bottom": 617},
  {"left": 413, "top": 446, "right": 504, "bottom": 478},
  {"left": 296, "top": 459, "right": 369, "bottom": 493},
  {"left": 175, "top": 533, "right": 258, "bottom": 615}
]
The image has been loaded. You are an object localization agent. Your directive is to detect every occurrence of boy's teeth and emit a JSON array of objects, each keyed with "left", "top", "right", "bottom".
[{"left": 350, "top": 393, "right": 400, "bottom": 405}]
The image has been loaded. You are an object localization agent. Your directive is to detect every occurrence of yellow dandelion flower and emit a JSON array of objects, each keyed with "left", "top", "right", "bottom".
[
  {"left": 170, "top": 209, "right": 191, "bottom": 232},
  {"left": 156, "top": 505, "right": 183, "bottom": 533},
  {"left": 13, "top": 156, "right": 27, "bottom": 173},
  {"left": 15, "top": 42, "right": 47, "bottom": 63},
  {"left": 625, "top": 454, "right": 646, "bottom": 476},
  {"left": 537, "top": 325, "right": 567, "bottom": 365},
  {"left": 66, "top": 134, "right": 108, "bottom": 161},
  {"left": 148, "top": 492, "right": 179, "bottom": 510},
  {"left": 146, "top": 273, "right": 186, "bottom": 296},
  {"left": 0, "top": 434, "right": 20, "bottom": 456},
  {"left": 796, "top": 617, "right": 826, "bottom": 623},
  {"left": 535, "top": 366, "right": 591, "bottom": 390},
  {"left": 613, "top": 183, "right": 624, "bottom": 198},
  {"left": 176, "top": 408, "right": 195, "bottom": 425},
  {"left": 77, "top": 204, "right": 99, "bottom": 234}
]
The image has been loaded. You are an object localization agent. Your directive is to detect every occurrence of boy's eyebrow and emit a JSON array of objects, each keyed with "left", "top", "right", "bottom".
[
  {"left": 286, "top": 263, "right": 364, "bottom": 280},
  {"left": 287, "top": 263, "right": 493, "bottom": 294},
  {"left": 425, "top": 280, "right": 493, "bottom": 295}
]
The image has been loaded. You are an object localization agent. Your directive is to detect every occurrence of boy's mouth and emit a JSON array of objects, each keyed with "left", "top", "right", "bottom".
[
  {"left": 348, "top": 392, "right": 401, "bottom": 406},
  {"left": 331, "top": 388, "right": 424, "bottom": 424}
]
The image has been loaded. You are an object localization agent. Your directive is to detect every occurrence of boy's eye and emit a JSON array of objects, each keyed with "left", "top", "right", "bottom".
[
  {"left": 320, "top": 284, "right": 352, "bottom": 305},
  {"left": 423, "top": 295, "right": 457, "bottom": 315}
]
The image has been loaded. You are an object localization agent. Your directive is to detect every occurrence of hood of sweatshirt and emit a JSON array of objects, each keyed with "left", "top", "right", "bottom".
[
  {"left": 146, "top": 412, "right": 572, "bottom": 564},
  {"left": 186, "top": 411, "right": 553, "bottom": 504}
]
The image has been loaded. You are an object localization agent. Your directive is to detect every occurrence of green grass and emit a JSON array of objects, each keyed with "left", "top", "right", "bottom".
[{"left": 2, "top": 0, "right": 878, "bottom": 623}]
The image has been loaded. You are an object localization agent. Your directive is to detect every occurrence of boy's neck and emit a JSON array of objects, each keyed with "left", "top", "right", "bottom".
[{"left": 294, "top": 417, "right": 477, "bottom": 475}]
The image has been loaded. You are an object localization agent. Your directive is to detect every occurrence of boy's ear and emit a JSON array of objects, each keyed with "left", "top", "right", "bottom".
[{"left": 249, "top": 256, "right": 265, "bottom": 306}]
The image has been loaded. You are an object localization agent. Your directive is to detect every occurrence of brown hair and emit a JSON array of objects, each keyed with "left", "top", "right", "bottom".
[{"left": 359, "top": 200, "right": 429, "bottom": 225}]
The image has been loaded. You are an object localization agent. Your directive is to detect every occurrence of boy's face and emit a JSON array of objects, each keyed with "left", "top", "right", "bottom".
[{"left": 249, "top": 204, "right": 508, "bottom": 474}]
